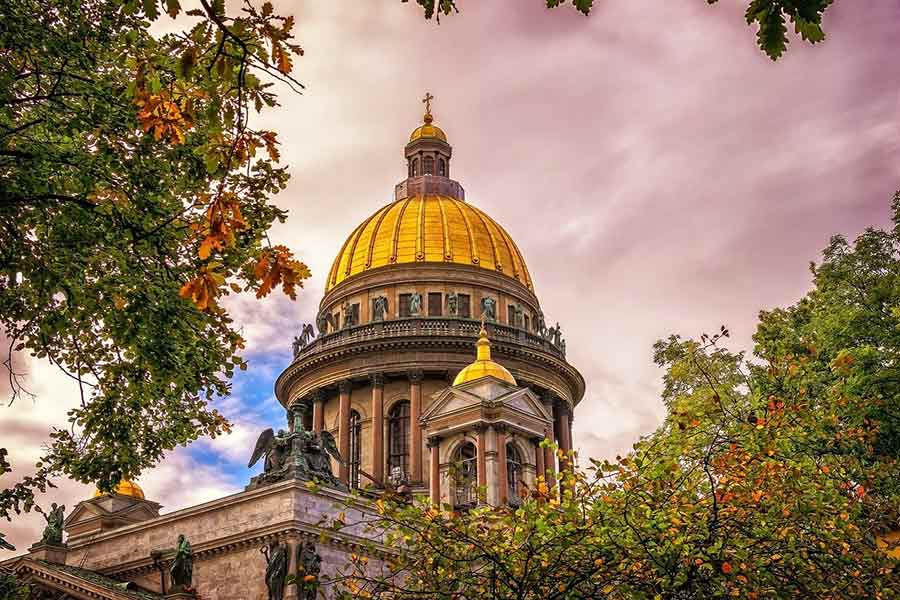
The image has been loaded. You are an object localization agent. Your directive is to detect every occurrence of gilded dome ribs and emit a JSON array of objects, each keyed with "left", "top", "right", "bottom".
[
  {"left": 471, "top": 206, "right": 503, "bottom": 273},
  {"left": 453, "top": 199, "right": 480, "bottom": 265},
  {"left": 437, "top": 196, "right": 453, "bottom": 261},
  {"left": 365, "top": 204, "right": 392, "bottom": 269},
  {"left": 483, "top": 212, "right": 517, "bottom": 279},
  {"left": 416, "top": 195, "right": 426, "bottom": 261},
  {"left": 391, "top": 196, "right": 414, "bottom": 263},
  {"left": 324, "top": 196, "right": 533, "bottom": 291}
]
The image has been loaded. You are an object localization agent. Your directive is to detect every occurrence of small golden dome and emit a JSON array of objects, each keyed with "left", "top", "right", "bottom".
[
  {"left": 326, "top": 195, "right": 533, "bottom": 292},
  {"left": 94, "top": 479, "right": 145, "bottom": 500},
  {"left": 409, "top": 121, "right": 447, "bottom": 143},
  {"left": 453, "top": 325, "right": 517, "bottom": 386}
]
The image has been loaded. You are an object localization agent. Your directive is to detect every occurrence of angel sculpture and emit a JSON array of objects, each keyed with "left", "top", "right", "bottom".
[
  {"left": 248, "top": 428, "right": 293, "bottom": 475},
  {"left": 248, "top": 416, "right": 345, "bottom": 489}
]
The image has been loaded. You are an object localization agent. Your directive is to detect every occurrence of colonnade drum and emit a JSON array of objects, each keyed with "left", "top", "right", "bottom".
[{"left": 274, "top": 107, "right": 585, "bottom": 507}]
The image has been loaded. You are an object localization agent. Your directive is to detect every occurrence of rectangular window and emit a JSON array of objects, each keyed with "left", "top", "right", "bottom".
[
  {"left": 428, "top": 292, "right": 442, "bottom": 317},
  {"left": 458, "top": 294, "right": 471, "bottom": 319},
  {"left": 399, "top": 293, "right": 412, "bottom": 318},
  {"left": 507, "top": 304, "right": 515, "bottom": 325},
  {"left": 350, "top": 303, "right": 359, "bottom": 327},
  {"left": 333, "top": 312, "right": 340, "bottom": 330},
  {"left": 524, "top": 315, "right": 530, "bottom": 331}
]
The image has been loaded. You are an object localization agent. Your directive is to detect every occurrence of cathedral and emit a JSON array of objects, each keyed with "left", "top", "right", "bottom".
[{"left": 2, "top": 100, "right": 585, "bottom": 599}]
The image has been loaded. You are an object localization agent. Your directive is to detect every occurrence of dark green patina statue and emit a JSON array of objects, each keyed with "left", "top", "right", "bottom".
[
  {"left": 40, "top": 503, "right": 65, "bottom": 545},
  {"left": 247, "top": 405, "right": 345, "bottom": 490},
  {"left": 170, "top": 534, "right": 193, "bottom": 591},
  {"left": 262, "top": 540, "right": 288, "bottom": 600},
  {"left": 296, "top": 541, "right": 322, "bottom": 600}
]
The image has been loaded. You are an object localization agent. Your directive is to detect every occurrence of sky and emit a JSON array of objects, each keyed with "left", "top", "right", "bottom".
[{"left": 3, "top": 0, "right": 900, "bottom": 551}]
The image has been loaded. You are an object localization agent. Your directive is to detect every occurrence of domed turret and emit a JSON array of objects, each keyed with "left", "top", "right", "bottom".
[
  {"left": 453, "top": 323, "right": 517, "bottom": 386},
  {"left": 93, "top": 479, "right": 145, "bottom": 500}
]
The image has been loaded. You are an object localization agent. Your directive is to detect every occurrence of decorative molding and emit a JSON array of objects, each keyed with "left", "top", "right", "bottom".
[
  {"left": 338, "top": 380, "right": 352, "bottom": 394},
  {"left": 407, "top": 369, "right": 424, "bottom": 383},
  {"left": 369, "top": 373, "right": 384, "bottom": 388}
]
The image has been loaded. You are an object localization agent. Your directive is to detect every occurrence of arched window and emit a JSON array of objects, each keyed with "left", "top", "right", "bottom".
[
  {"left": 453, "top": 441, "right": 478, "bottom": 508},
  {"left": 349, "top": 410, "right": 362, "bottom": 489},
  {"left": 438, "top": 158, "right": 446, "bottom": 176},
  {"left": 506, "top": 442, "right": 522, "bottom": 501},
  {"left": 388, "top": 401, "right": 410, "bottom": 477},
  {"left": 411, "top": 158, "right": 419, "bottom": 177},
  {"left": 423, "top": 156, "right": 434, "bottom": 175}
]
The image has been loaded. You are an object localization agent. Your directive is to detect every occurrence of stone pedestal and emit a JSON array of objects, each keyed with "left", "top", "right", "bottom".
[{"left": 28, "top": 542, "right": 68, "bottom": 564}]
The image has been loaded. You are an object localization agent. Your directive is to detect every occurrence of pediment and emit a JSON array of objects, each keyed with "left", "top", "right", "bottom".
[
  {"left": 422, "top": 379, "right": 551, "bottom": 425},
  {"left": 495, "top": 387, "right": 552, "bottom": 422}
]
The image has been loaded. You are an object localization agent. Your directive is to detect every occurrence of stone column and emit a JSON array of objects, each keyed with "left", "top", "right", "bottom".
[
  {"left": 312, "top": 390, "right": 325, "bottom": 433},
  {"left": 338, "top": 380, "right": 351, "bottom": 484},
  {"left": 428, "top": 436, "right": 441, "bottom": 505},
  {"left": 371, "top": 374, "right": 385, "bottom": 487},
  {"left": 496, "top": 425, "right": 508, "bottom": 505},
  {"left": 542, "top": 393, "right": 557, "bottom": 482},
  {"left": 408, "top": 370, "right": 424, "bottom": 483},
  {"left": 476, "top": 424, "right": 487, "bottom": 489},
  {"left": 556, "top": 402, "right": 573, "bottom": 473},
  {"left": 534, "top": 436, "right": 545, "bottom": 480}
]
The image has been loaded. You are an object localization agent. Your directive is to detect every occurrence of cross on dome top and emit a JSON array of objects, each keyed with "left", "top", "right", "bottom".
[{"left": 422, "top": 91, "right": 434, "bottom": 123}]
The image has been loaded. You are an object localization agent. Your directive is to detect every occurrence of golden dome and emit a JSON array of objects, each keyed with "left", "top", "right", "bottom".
[
  {"left": 409, "top": 122, "right": 447, "bottom": 143},
  {"left": 326, "top": 195, "right": 533, "bottom": 292},
  {"left": 409, "top": 110, "right": 447, "bottom": 143},
  {"left": 93, "top": 479, "right": 145, "bottom": 500},
  {"left": 453, "top": 325, "right": 517, "bottom": 386}
]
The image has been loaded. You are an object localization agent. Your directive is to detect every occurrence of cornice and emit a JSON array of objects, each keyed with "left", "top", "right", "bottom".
[{"left": 275, "top": 322, "right": 585, "bottom": 407}]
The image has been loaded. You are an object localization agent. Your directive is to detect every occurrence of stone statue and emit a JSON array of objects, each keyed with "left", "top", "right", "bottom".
[
  {"left": 536, "top": 311, "right": 547, "bottom": 338},
  {"left": 547, "top": 324, "right": 557, "bottom": 344},
  {"left": 293, "top": 323, "right": 315, "bottom": 356},
  {"left": 481, "top": 297, "right": 496, "bottom": 322},
  {"left": 316, "top": 313, "right": 328, "bottom": 337},
  {"left": 0, "top": 532, "right": 15, "bottom": 552},
  {"left": 170, "top": 534, "right": 193, "bottom": 590},
  {"left": 296, "top": 542, "right": 322, "bottom": 600},
  {"left": 292, "top": 336, "right": 301, "bottom": 357},
  {"left": 408, "top": 293, "right": 422, "bottom": 316},
  {"left": 372, "top": 296, "right": 388, "bottom": 321},
  {"left": 513, "top": 305, "right": 524, "bottom": 328},
  {"left": 552, "top": 322, "right": 562, "bottom": 347},
  {"left": 560, "top": 338, "right": 567, "bottom": 357},
  {"left": 262, "top": 540, "right": 288, "bottom": 600},
  {"left": 447, "top": 292, "right": 458, "bottom": 317},
  {"left": 248, "top": 408, "right": 346, "bottom": 490},
  {"left": 40, "top": 503, "right": 65, "bottom": 545},
  {"left": 341, "top": 302, "right": 354, "bottom": 328}
]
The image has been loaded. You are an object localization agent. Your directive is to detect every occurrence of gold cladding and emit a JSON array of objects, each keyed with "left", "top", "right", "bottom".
[{"left": 325, "top": 196, "right": 533, "bottom": 292}]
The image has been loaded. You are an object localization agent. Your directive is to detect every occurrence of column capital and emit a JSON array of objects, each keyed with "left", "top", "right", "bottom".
[
  {"left": 338, "top": 380, "right": 352, "bottom": 394},
  {"left": 473, "top": 422, "right": 488, "bottom": 433},
  {"left": 407, "top": 369, "right": 424, "bottom": 383},
  {"left": 370, "top": 373, "right": 385, "bottom": 388},
  {"left": 494, "top": 422, "right": 509, "bottom": 434},
  {"left": 310, "top": 388, "right": 325, "bottom": 401},
  {"left": 426, "top": 435, "right": 441, "bottom": 448}
]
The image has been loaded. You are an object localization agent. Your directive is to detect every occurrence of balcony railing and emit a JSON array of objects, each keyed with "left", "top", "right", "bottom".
[{"left": 292, "top": 317, "right": 566, "bottom": 363}]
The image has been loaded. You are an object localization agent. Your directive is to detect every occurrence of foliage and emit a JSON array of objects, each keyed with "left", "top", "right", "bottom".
[
  {"left": 412, "top": 0, "right": 836, "bottom": 60},
  {"left": 0, "top": 570, "right": 29, "bottom": 600},
  {"left": 0, "top": 0, "right": 308, "bottom": 519},
  {"left": 335, "top": 201, "right": 900, "bottom": 598}
]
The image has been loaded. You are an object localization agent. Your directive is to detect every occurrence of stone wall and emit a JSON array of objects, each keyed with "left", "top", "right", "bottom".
[{"left": 64, "top": 481, "right": 388, "bottom": 599}]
